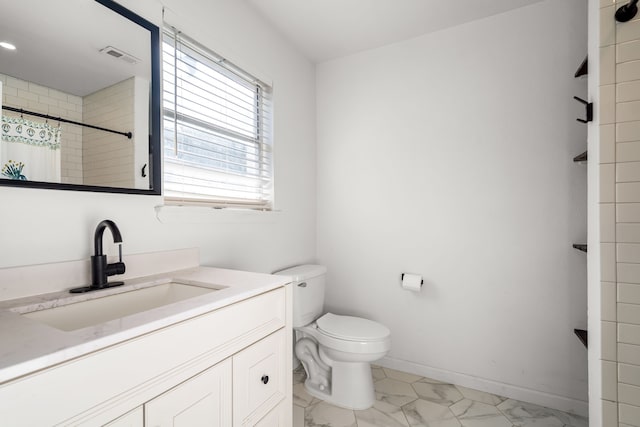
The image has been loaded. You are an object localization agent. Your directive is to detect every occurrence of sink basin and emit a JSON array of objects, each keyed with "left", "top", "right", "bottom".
[{"left": 22, "top": 282, "right": 219, "bottom": 331}]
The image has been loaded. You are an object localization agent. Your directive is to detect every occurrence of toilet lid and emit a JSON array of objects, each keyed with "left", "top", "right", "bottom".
[{"left": 316, "top": 313, "right": 390, "bottom": 341}]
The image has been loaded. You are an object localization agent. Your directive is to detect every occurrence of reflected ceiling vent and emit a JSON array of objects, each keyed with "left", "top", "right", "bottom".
[{"left": 99, "top": 46, "right": 140, "bottom": 64}]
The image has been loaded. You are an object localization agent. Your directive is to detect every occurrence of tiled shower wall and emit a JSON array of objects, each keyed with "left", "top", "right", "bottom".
[
  {"left": 600, "top": 1, "right": 640, "bottom": 426},
  {"left": 82, "top": 78, "right": 135, "bottom": 188}
]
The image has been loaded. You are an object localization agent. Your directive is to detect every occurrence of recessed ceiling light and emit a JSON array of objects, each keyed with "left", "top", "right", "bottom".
[{"left": 0, "top": 42, "right": 16, "bottom": 50}]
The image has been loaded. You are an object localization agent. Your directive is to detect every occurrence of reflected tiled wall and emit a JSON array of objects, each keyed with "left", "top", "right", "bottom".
[
  {"left": 82, "top": 78, "right": 135, "bottom": 188},
  {"left": 600, "top": 1, "right": 640, "bottom": 426}
]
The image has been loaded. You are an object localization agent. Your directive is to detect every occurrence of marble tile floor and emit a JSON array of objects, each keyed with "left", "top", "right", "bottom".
[{"left": 292, "top": 365, "right": 588, "bottom": 427}]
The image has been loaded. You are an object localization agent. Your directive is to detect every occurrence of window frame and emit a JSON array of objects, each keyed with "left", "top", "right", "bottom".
[{"left": 161, "top": 27, "right": 274, "bottom": 210}]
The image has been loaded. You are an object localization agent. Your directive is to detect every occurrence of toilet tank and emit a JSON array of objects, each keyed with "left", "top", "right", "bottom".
[{"left": 274, "top": 264, "right": 327, "bottom": 327}]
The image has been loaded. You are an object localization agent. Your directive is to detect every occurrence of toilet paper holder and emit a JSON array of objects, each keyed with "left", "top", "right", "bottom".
[{"left": 401, "top": 273, "right": 423, "bottom": 285}]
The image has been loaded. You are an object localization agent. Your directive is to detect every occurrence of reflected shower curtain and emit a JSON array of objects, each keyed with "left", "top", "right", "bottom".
[{"left": 0, "top": 115, "right": 61, "bottom": 182}]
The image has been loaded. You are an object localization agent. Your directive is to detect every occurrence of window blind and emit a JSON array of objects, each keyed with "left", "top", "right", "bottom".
[{"left": 162, "top": 28, "right": 273, "bottom": 209}]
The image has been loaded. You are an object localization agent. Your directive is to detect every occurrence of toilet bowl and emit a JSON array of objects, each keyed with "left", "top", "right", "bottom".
[
  {"left": 274, "top": 265, "right": 391, "bottom": 410},
  {"left": 295, "top": 313, "right": 391, "bottom": 409}
]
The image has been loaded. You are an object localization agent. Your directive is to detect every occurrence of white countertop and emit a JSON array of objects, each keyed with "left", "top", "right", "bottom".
[{"left": 0, "top": 266, "right": 291, "bottom": 385}]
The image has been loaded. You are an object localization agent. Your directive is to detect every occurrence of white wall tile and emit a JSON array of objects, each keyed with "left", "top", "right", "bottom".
[
  {"left": 605, "top": 321, "right": 619, "bottom": 361},
  {"left": 6, "top": 76, "right": 29, "bottom": 90},
  {"left": 603, "top": 243, "right": 618, "bottom": 281},
  {"left": 618, "top": 343, "right": 640, "bottom": 365},
  {"left": 620, "top": 363, "right": 640, "bottom": 387},
  {"left": 619, "top": 402, "right": 640, "bottom": 425},
  {"left": 602, "top": 85, "right": 617, "bottom": 124},
  {"left": 619, "top": 263, "right": 640, "bottom": 283},
  {"left": 617, "top": 121, "right": 640, "bottom": 142},
  {"left": 618, "top": 243, "right": 640, "bottom": 262},
  {"left": 619, "top": 40, "right": 640, "bottom": 63},
  {"left": 604, "top": 360, "right": 619, "bottom": 400},
  {"left": 602, "top": 124, "right": 616, "bottom": 163},
  {"left": 604, "top": 281, "right": 618, "bottom": 321},
  {"left": 618, "top": 203, "right": 640, "bottom": 222},
  {"left": 618, "top": 18, "right": 640, "bottom": 44},
  {"left": 618, "top": 162, "right": 640, "bottom": 181},
  {"left": 618, "top": 81, "right": 640, "bottom": 103},
  {"left": 603, "top": 398, "right": 618, "bottom": 426},
  {"left": 618, "top": 60, "right": 640, "bottom": 82},
  {"left": 601, "top": 163, "right": 616, "bottom": 203},
  {"left": 602, "top": 45, "right": 617, "bottom": 85},
  {"left": 618, "top": 141, "right": 640, "bottom": 162},
  {"left": 620, "top": 283, "right": 640, "bottom": 304},
  {"left": 618, "top": 324, "right": 640, "bottom": 344},
  {"left": 603, "top": 203, "right": 617, "bottom": 242},
  {"left": 618, "top": 305, "right": 640, "bottom": 326},
  {"left": 618, "top": 101, "right": 640, "bottom": 122},
  {"left": 618, "top": 182, "right": 640, "bottom": 202},
  {"left": 619, "top": 383, "right": 640, "bottom": 406}
]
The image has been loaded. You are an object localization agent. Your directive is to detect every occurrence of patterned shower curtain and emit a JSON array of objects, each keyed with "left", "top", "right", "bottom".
[{"left": 0, "top": 115, "right": 61, "bottom": 182}]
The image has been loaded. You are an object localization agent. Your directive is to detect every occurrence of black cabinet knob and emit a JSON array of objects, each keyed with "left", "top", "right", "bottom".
[{"left": 261, "top": 375, "right": 269, "bottom": 384}]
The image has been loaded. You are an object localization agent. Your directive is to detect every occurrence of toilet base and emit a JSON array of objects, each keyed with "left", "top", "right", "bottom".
[{"left": 303, "top": 360, "right": 375, "bottom": 410}]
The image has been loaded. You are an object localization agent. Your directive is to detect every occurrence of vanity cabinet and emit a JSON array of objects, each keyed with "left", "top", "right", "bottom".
[
  {"left": 104, "top": 408, "right": 144, "bottom": 427},
  {"left": 132, "top": 329, "right": 286, "bottom": 427},
  {"left": 0, "top": 286, "right": 292, "bottom": 426}
]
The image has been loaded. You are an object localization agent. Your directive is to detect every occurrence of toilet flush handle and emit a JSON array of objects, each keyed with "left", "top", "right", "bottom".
[{"left": 298, "top": 282, "right": 307, "bottom": 287}]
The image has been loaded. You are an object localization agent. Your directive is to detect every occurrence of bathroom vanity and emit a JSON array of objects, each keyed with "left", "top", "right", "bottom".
[{"left": 0, "top": 249, "right": 293, "bottom": 426}]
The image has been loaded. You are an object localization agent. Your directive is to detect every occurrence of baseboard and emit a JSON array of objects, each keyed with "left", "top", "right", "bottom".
[{"left": 377, "top": 356, "right": 589, "bottom": 417}]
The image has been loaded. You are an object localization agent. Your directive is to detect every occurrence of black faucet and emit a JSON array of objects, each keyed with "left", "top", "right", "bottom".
[{"left": 70, "top": 220, "right": 126, "bottom": 293}]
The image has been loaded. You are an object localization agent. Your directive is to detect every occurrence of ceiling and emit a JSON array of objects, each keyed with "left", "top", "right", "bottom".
[
  {"left": 246, "top": 0, "right": 545, "bottom": 63},
  {"left": 0, "top": 0, "right": 150, "bottom": 97}
]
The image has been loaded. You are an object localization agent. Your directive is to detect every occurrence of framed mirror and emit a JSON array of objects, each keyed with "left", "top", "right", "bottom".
[{"left": 0, "top": 0, "right": 161, "bottom": 195}]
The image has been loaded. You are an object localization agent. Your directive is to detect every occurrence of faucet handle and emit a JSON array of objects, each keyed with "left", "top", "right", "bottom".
[{"left": 118, "top": 244, "right": 123, "bottom": 263}]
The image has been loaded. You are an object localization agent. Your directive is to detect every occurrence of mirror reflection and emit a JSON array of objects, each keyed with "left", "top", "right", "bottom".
[{"left": 0, "top": 0, "right": 157, "bottom": 191}]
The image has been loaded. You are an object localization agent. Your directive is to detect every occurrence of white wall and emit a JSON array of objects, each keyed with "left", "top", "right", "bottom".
[
  {"left": 317, "top": 0, "right": 588, "bottom": 414},
  {"left": 0, "top": 0, "right": 316, "bottom": 278}
]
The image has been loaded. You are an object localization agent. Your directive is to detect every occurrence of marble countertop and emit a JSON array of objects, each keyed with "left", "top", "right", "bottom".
[{"left": 0, "top": 266, "right": 290, "bottom": 385}]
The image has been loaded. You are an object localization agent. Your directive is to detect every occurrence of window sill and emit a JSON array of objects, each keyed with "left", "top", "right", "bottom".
[{"left": 154, "top": 204, "right": 281, "bottom": 224}]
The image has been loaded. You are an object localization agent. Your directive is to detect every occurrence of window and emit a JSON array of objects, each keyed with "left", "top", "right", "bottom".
[{"left": 162, "top": 28, "right": 273, "bottom": 209}]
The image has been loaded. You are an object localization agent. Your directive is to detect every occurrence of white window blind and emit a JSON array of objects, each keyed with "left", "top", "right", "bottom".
[{"left": 162, "top": 28, "right": 273, "bottom": 209}]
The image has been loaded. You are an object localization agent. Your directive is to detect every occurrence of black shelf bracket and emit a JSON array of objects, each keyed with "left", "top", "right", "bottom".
[
  {"left": 573, "top": 97, "right": 593, "bottom": 124},
  {"left": 574, "top": 56, "right": 588, "bottom": 78},
  {"left": 573, "top": 244, "right": 587, "bottom": 253},
  {"left": 573, "top": 151, "right": 587, "bottom": 163},
  {"left": 574, "top": 329, "right": 588, "bottom": 348}
]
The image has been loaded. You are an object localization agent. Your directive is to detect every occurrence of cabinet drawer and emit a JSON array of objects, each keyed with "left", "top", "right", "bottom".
[{"left": 233, "top": 329, "right": 286, "bottom": 426}]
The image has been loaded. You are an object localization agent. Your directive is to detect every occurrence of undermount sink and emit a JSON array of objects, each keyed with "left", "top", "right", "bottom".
[{"left": 22, "top": 282, "right": 219, "bottom": 331}]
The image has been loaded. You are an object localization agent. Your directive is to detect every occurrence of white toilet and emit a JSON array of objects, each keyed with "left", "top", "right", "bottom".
[{"left": 275, "top": 264, "right": 391, "bottom": 410}]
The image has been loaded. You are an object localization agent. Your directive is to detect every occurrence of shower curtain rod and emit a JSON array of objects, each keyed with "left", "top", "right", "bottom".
[{"left": 1, "top": 106, "right": 133, "bottom": 139}]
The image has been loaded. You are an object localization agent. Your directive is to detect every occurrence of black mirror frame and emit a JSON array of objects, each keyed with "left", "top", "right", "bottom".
[{"left": 0, "top": 0, "right": 161, "bottom": 196}]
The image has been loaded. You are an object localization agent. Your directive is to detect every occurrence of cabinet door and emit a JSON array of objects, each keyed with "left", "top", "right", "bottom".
[
  {"left": 254, "top": 401, "right": 289, "bottom": 427},
  {"left": 233, "top": 329, "right": 286, "bottom": 426},
  {"left": 104, "top": 407, "right": 143, "bottom": 427},
  {"left": 145, "top": 358, "right": 232, "bottom": 427}
]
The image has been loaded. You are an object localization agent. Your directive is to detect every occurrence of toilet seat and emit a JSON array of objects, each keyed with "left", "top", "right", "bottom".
[{"left": 317, "top": 313, "right": 390, "bottom": 342}]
